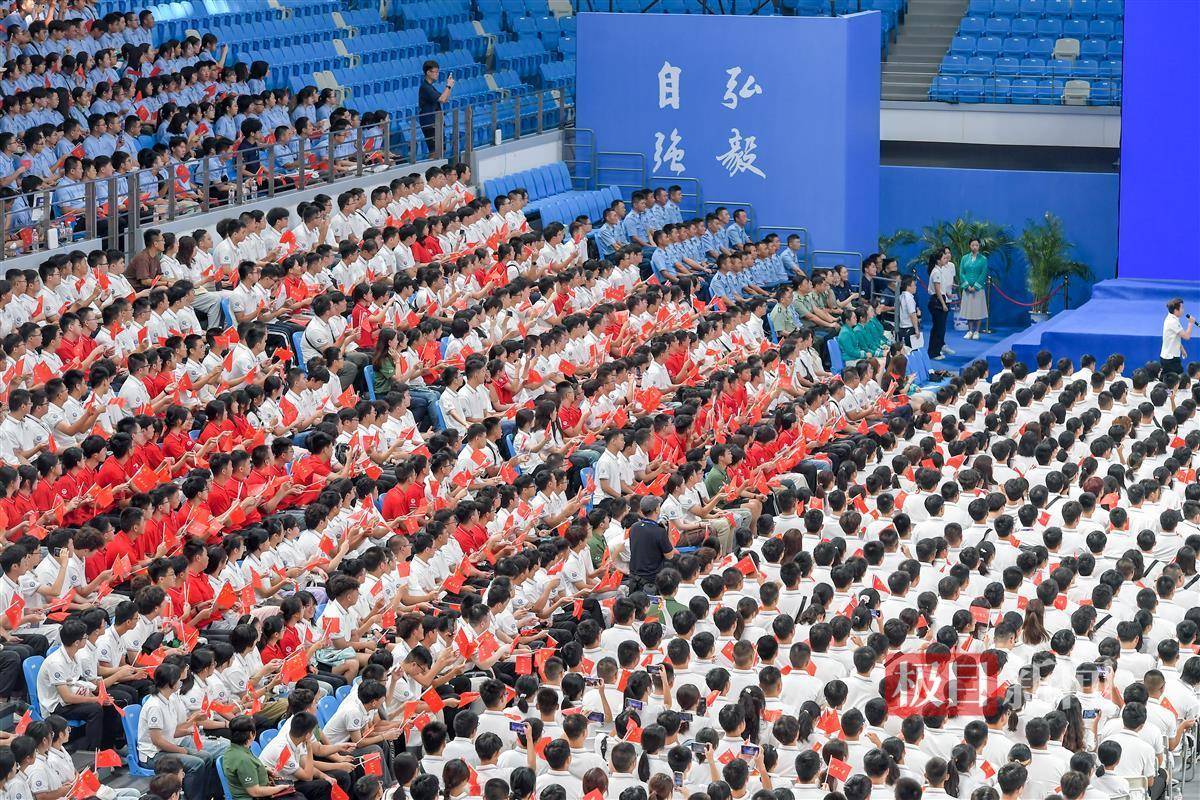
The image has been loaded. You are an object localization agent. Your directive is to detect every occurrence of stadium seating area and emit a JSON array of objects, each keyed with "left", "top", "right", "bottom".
[
  {"left": 929, "top": 0, "right": 1123, "bottom": 104},
  {"left": 482, "top": 160, "right": 621, "bottom": 224}
]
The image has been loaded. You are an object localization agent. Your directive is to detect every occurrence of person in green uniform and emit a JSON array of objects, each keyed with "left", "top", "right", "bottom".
[
  {"left": 222, "top": 716, "right": 291, "bottom": 800},
  {"left": 836, "top": 308, "right": 866, "bottom": 363},
  {"left": 959, "top": 237, "right": 989, "bottom": 340}
]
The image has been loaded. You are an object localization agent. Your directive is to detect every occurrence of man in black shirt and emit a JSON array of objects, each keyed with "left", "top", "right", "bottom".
[
  {"left": 418, "top": 59, "right": 454, "bottom": 158},
  {"left": 628, "top": 496, "right": 677, "bottom": 590}
]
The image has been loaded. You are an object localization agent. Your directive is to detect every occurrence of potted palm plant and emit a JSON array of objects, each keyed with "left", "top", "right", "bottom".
[{"left": 1018, "top": 213, "right": 1093, "bottom": 323}]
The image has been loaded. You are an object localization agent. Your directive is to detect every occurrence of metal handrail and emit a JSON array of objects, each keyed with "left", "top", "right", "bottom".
[
  {"left": 596, "top": 150, "right": 648, "bottom": 201},
  {"left": 811, "top": 249, "right": 864, "bottom": 276}
]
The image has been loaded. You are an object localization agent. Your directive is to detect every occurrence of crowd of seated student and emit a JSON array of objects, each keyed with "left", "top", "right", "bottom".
[
  {"left": 0, "top": 148, "right": 1194, "bottom": 800},
  {"left": 0, "top": 0, "right": 390, "bottom": 255}
]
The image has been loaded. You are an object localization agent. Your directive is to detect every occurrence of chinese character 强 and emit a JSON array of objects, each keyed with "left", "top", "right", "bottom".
[{"left": 653, "top": 129, "right": 686, "bottom": 174}]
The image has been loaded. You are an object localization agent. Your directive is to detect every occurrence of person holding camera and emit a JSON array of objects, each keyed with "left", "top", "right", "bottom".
[{"left": 1161, "top": 297, "right": 1194, "bottom": 375}]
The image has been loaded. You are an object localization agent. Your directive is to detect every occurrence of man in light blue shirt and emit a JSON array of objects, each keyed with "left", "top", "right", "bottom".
[
  {"left": 664, "top": 186, "right": 685, "bottom": 225},
  {"left": 700, "top": 214, "right": 730, "bottom": 262},
  {"left": 726, "top": 208, "right": 750, "bottom": 247},
  {"left": 621, "top": 190, "right": 652, "bottom": 248},
  {"left": 53, "top": 156, "right": 87, "bottom": 216},
  {"left": 594, "top": 206, "right": 626, "bottom": 258},
  {"left": 779, "top": 233, "right": 807, "bottom": 281},
  {"left": 650, "top": 230, "right": 677, "bottom": 282}
]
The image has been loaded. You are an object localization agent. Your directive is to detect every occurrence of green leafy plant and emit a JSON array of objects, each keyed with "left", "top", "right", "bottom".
[
  {"left": 878, "top": 228, "right": 917, "bottom": 255},
  {"left": 906, "top": 216, "right": 1016, "bottom": 279},
  {"left": 1018, "top": 212, "right": 1093, "bottom": 315}
]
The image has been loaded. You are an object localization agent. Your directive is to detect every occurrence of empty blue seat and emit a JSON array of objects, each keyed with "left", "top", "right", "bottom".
[
  {"left": 1027, "top": 36, "right": 1055, "bottom": 58},
  {"left": 1036, "top": 78, "right": 1064, "bottom": 104},
  {"left": 1036, "top": 18, "right": 1061, "bottom": 38},
  {"left": 1019, "top": 57, "right": 1046, "bottom": 75},
  {"left": 1095, "top": 0, "right": 1121, "bottom": 18},
  {"left": 1072, "top": 0, "right": 1097, "bottom": 15},
  {"left": 960, "top": 15, "right": 985, "bottom": 35},
  {"left": 941, "top": 55, "right": 968, "bottom": 74},
  {"left": 950, "top": 35, "right": 976, "bottom": 55},
  {"left": 1100, "top": 59, "right": 1121, "bottom": 79},
  {"left": 1010, "top": 16, "right": 1037, "bottom": 36},
  {"left": 976, "top": 35, "right": 1002, "bottom": 56},
  {"left": 1049, "top": 58, "right": 1073, "bottom": 77},
  {"left": 984, "top": 77, "right": 1012, "bottom": 101},
  {"left": 992, "top": 0, "right": 1019, "bottom": 15},
  {"left": 1062, "top": 19, "right": 1088, "bottom": 39},
  {"left": 1107, "top": 39, "right": 1122, "bottom": 57},
  {"left": 984, "top": 17, "right": 1010, "bottom": 35},
  {"left": 1073, "top": 58, "right": 1099, "bottom": 78},
  {"left": 994, "top": 56, "right": 1020, "bottom": 76},
  {"left": 957, "top": 76, "right": 985, "bottom": 102},
  {"left": 966, "top": 55, "right": 994, "bottom": 75},
  {"left": 1079, "top": 37, "right": 1106, "bottom": 59},
  {"left": 967, "top": 0, "right": 991, "bottom": 14},
  {"left": 1019, "top": 0, "right": 1044, "bottom": 15},
  {"left": 931, "top": 75, "right": 958, "bottom": 102},
  {"left": 1011, "top": 77, "right": 1038, "bottom": 103},
  {"left": 1090, "top": 79, "right": 1115, "bottom": 104},
  {"left": 1001, "top": 36, "right": 1029, "bottom": 56},
  {"left": 1088, "top": 19, "right": 1114, "bottom": 39},
  {"left": 1042, "top": 0, "right": 1069, "bottom": 16}
]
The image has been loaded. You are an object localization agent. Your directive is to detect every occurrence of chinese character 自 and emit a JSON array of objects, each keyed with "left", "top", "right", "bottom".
[
  {"left": 653, "top": 129, "right": 686, "bottom": 175},
  {"left": 715, "top": 128, "right": 765, "bottom": 179},
  {"left": 658, "top": 61, "right": 681, "bottom": 110},
  {"left": 721, "top": 66, "right": 762, "bottom": 110}
]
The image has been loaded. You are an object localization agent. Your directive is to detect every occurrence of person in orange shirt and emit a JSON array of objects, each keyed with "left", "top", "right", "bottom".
[{"left": 290, "top": 432, "right": 346, "bottom": 506}]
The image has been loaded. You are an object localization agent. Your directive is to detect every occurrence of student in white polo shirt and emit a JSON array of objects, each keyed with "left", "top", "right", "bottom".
[
  {"left": 260, "top": 711, "right": 353, "bottom": 800},
  {"left": 35, "top": 619, "right": 110, "bottom": 749},
  {"left": 320, "top": 679, "right": 396, "bottom": 784},
  {"left": 137, "top": 661, "right": 228, "bottom": 799}
]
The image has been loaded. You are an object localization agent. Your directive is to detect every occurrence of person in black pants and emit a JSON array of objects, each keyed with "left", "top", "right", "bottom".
[
  {"left": 927, "top": 249, "right": 954, "bottom": 361},
  {"left": 417, "top": 60, "right": 453, "bottom": 158},
  {"left": 38, "top": 619, "right": 114, "bottom": 751}
]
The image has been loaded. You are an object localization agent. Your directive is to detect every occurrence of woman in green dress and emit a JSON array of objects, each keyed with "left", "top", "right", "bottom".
[{"left": 959, "top": 237, "right": 989, "bottom": 340}]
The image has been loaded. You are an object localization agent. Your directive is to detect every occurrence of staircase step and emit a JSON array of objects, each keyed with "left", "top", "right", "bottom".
[{"left": 877, "top": 0, "right": 966, "bottom": 98}]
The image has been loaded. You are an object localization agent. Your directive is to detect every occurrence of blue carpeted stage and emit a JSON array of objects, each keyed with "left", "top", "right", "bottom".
[{"left": 981, "top": 278, "right": 1200, "bottom": 372}]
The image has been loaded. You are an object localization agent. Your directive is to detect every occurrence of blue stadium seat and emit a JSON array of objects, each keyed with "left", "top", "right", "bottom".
[
  {"left": 985, "top": 77, "right": 1012, "bottom": 101},
  {"left": 1072, "top": 0, "right": 1098, "bottom": 16},
  {"left": 316, "top": 695, "right": 340, "bottom": 726},
  {"left": 957, "top": 76, "right": 985, "bottom": 102},
  {"left": 1018, "top": 0, "right": 1044, "bottom": 17},
  {"left": 1049, "top": 58, "right": 1072, "bottom": 77},
  {"left": 1088, "top": 19, "right": 1114, "bottom": 39},
  {"left": 994, "top": 56, "right": 1020, "bottom": 76},
  {"left": 950, "top": 36, "right": 976, "bottom": 55},
  {"left": 976, "top": 35, "right": 1002, "bottom": 56},
  {"left": 1010, "top": 77, "right": 1038, "bottom": 103},
  {"left": 1095, "top": 0, "right": 1122, "bottom": 19},
  {"left": 992, "top": 0, "right": 1019, "bottom": 16},
  {"left": 216, "top": 755, "right": 234, "bottom": 800},
  {"left": 121, "top": 705, "right": 156, "bottom": 777},
  {"left": 1073, "top": 58, "right": 1099, "bottom": 78},
  {"left": 1027, "top": 36, "right": 1055, "bottom": 58},
  {"left": 1079, "top": 38, "right": 1107, "bottom": 59},
  {"left": 1019, "top": 57, "right": 1046, "bottom": 76},
  {"left": 1036, "top": 19, "right": 1061, "bottom": 38},
  {"left": 1001, "top": 36, "right": 1028, "bottom": 57},
  {"left": 1042, "top": 0, "right": 1069, "bottom": 17},
  {"left": 1100, "top": 59, "right": 1121, "bottom": 79},
  {"left": 827, "top": 339, "right": 844, "bottom": 373},
  {"left": 984, "top": 17, "right": 1009, "bottom": 36},
  {"left": 959, "top": 16, "right": 985, "bottom": 35},
  {"left": 965, "top": 56, "right": 993, "bottom": 76},
  {"left": 1107, "top": 39, "right": 1122, "bottom": 58},
  {"left": 1062, "top": 18, "right": 1088, "bottom": 39},
  {"left": 967, "top": 0, "right": 991, "bottom": 15},
  {"left": 940, "top": 55, "right": 967, "bottom": 75},
  {"left": 1010, "top": 16, "right": 1037, "bottom": 36}
]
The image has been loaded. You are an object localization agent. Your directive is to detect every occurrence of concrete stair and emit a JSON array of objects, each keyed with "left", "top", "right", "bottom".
[{"left": 882, "top": 0, "right": 967, "bottom": 100}]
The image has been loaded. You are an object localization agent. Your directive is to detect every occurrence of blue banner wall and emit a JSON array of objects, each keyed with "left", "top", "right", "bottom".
[
  {"left": 575, "top": 12, "right": 880, "bottom": 255},
  {"left": 1117, "top": 0, "right": 1200, "bottom": 281},
  {"left": 879, "top": 166, "right": 1119, "bottom": 328}
]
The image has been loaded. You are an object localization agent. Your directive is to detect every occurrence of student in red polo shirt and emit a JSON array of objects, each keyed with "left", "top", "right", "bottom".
[
  {"left": 181, "top": 539, "right": 219, "bottom": 629},
  {"left": 381, "top": 462, "right": 417, "bottom": 521},
  {"left": 95, "top": 433, "right": 138, "bottom": 509},
  {"left": 291, "top": 432, "right": 342, "bottom": 506}
]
